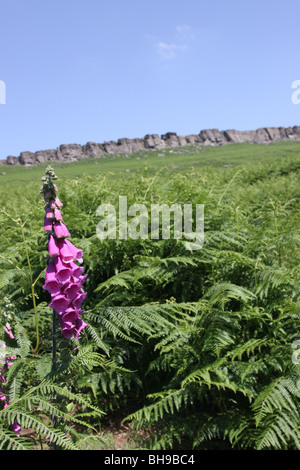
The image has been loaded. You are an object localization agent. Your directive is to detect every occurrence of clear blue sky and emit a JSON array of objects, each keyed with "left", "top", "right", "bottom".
[{"left": 0, "top": 0, "right": 299, "bottom": 158}]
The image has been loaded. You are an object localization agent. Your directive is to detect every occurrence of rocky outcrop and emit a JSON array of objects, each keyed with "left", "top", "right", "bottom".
[
  {"left": 144, "top": 134, "right": 166, "bottom": 150},
  {"left": 4, "top": 125, "right": 300, "bottom": 166}
]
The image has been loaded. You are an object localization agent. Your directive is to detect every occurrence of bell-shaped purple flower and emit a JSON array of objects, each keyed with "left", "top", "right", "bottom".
[
  {"left": 54, "top": 257, "right": 72, "bottom": 283},
  {"left": 54, "top": 209, "right": 63, "bottom": 221},
  {"left": 58, "top": 239, "right": 75, "bottom": 263},
  {"left": 43, "top": 259, "right": 61, "bottom": 295},
  {"left": 53, "top": 222, "right": 70, "bottom": 239},
  {"left": 49, "top": 294, "right": 70, "bottom": 314},
  {"left": 54, "top": 197, "right": 63, "bottom": 208},
  {"left": 61, "top": 307, "right": 81, "bottom": 324},
  {"left": 72, "top": 291, "right": 87, "bottom": 310},
  {"left": 48, "top": 235, "right": 60, "bottom": 258},
  {"left": 68, "top": 260, "right": 84, "bottom": 279},
  {"left": 45, "top": 205, "right": 53, "bottom": 219},
  {"left": 44, "top": 217, "right": 53, "bottom": 232},
  {"left": 63, "top": 240, "right": 83, "bottom": 263},
  {"left": 64, "top": 282, "right": 81, "bottom": 301}
]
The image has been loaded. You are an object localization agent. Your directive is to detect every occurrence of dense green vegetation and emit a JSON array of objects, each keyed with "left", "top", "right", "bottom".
[{"left": 0, "top": 141, "right": 299, "bottom": 450}]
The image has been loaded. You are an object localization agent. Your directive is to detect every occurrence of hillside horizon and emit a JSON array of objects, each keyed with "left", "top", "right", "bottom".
[{"left": 2, "top": 124, "right": 300, "bottom": 167}]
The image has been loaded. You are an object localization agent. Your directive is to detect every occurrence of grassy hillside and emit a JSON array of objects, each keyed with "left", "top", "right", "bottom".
[
  {"left": 1, "top": 140, "right": 300, "bottom": 187},
  {"left": 0, "top": 140, "right": 299, "bottom": 450}
]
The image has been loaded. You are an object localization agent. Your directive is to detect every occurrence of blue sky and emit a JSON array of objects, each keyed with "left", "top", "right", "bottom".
[{"left": 0, "top": 0, "right": 299, "bottom": 158}]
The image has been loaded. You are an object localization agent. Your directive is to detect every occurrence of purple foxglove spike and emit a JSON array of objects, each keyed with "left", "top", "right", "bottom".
[
  {"left": 48, "top": 235, "right": 60, "bottom": 258},
  {"left": 44, "top": 217, "right": 53, "bottom": 232},
  {"left": 53, "top": 222, "right": 70, "bottom": 239},
  {"left": 54, "top": 256, "right": 72, "bottom": 283},
  {"left": 49, "top": 294, "right": 70, "bottom": 314},
  {"left": 41, "top": 173, "right": 88, "bottom": 341}
]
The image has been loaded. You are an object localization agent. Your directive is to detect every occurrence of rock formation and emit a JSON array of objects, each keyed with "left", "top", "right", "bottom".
[{"left": 4, "top": 125, "right": 300, "bottom": 166}]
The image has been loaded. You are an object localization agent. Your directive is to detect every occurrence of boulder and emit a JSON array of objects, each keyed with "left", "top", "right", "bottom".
[
  {"left": 57, "top": 144, "right": 84, "bottom": 161},
  {"left": 199, "top": 129, "right": 227, "bottom": 145},
  {"left": 161, "top": 132, "right": 180, "bottom": 147},
  {"left": 117, "top": 138, "right": 145, "bottom": 153},
  {"left": 35, "top": 149, "right": 57, "bottom": 163},
  {"left": 102, "top": 141, "right": 119, "bottom": 155},
  {"left": 185, "top": 134, "right": 201, "bottom": 145},
  {"left": 83, "top": 142, "right": 105, "bottom": 158},
  {"left": 20, "top": 151, "right": 36, "bottom": 165},
  {"left": 293, "top": 126, "right": 300, "bottom": 139},
  {"left": 223, "top": 129, "right": 256, "bottom": 143},
  {"left": 178, "top": 136, "right": 188, "bottom": 146},
  {"left": 254, "top": 128, "right": 271, "bottom": 144},
  {"left": 144, "top": 134, "right": 165, "bottom": 149},
  {"left": 285, "top": 127, "right": 296, "bottom": 140},
  {"left": 278, "top": 127, "right": 289, "bottom": 140},
  {"left": 265, "top": 127, "right": 282, "bottom": 141},
  {"left": 6, "top": 155, "right": 20, "bottom": 165}
]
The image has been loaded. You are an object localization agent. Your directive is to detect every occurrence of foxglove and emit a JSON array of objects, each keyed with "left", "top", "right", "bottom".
[{"left": 41, "top": 166, "right": 87, "bottom": 340}]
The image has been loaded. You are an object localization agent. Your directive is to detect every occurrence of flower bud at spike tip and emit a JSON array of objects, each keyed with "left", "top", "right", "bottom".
[{"left": 40, "top": 167, "right": 87, "bottom": 340}]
